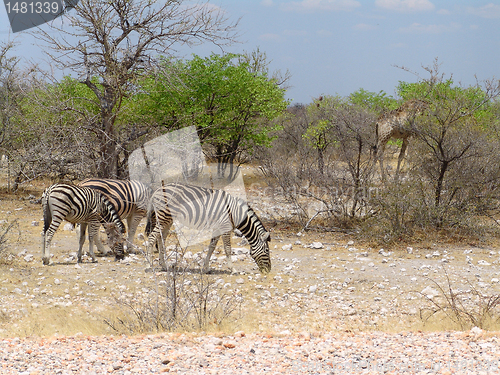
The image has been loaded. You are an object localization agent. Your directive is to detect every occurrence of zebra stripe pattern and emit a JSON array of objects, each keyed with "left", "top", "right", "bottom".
[
  {"left": 41, "top": 183, "right": 126, "bottom": 265},
  {"left": 146, "top": 183, "right": 271, "bottom": 274},
  {"left": 79, "top": 178, "right": 152, "bottom": 253}
]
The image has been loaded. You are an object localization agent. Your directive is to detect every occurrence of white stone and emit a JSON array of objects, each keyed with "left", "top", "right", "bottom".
[
  {"left": 471, "top": 326, "right": 483, "bottom": 335},
  {"left": 310, "top": 242, "right": 323, "bottom": 249},
  {"left": 421, "top": 286, "right": 439, "bottom": 299},
  {"left": 282, "top": 244, "right": 293, "bottom": 251},
  {"left": 63, "top": 223, "right": 74, "bottom": 231},
  {"left": 308, "top": 285, "right": 318, "bottom": 293},
  {"left": 477, "top": 260, "right": 491, "bottom": 266}
]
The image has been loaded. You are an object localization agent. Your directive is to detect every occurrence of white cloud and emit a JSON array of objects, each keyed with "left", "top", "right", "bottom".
[
  {"left": 399, "top": 22, "right": 461, "bottom": 34},
  {"left": 282, "top": 0, "right": 361, "bottom": 12},
  {"left": 261, "top": 0, "right": 274, "bottom": 7},
  {"left": 375, "top": 0, "right": 435, "bottom": 12},
  {"left": 467, "top": 3, "right": 500, "bottom": 19}
]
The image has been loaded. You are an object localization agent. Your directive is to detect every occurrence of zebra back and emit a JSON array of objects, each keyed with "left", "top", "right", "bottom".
[
  {"left": 43, "top": 183, "right": 126, "bottom": 233},
  {"left": 79, "top": 178, "right": 151, "bottom": 219}
]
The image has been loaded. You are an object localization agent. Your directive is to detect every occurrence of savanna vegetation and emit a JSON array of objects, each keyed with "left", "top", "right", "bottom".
[
  {"left": 1, "top": 0, "right": 500, "bottom": 246},
  {"left": 2, "top": 0, "right": 500, "bottom": 338}
]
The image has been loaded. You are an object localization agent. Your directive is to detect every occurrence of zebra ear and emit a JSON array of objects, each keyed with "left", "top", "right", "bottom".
[{"left": 262, "top": 231, "right": 271, "bottom": 241}]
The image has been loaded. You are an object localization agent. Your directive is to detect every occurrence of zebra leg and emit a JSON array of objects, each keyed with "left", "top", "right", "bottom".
[
  {"left": 77, "top": 223, "right": 87, "bottom": 263},
  {"left": 125, "top": 214, "right": 142, "bottom": 253},
  {"left": 42, "top": 227, "right": 57, "bottom": 265},
  {"left": 157, "top": 226, "right": 170, "bottom": 270},
  {"left": 77, "top": 222, "right": 98, "bottom": 263},
  {"left": 146, "top": 219, "right": 169, "bottom": 270},
  {"left": 203, "top": 235, "right": 221, "bottom": 274},
  {"left": 86, "top": 222, "right": 99, "bottom": 263},
  {"left": 221, "top": 232, "right": 235, "bottom": 273}
]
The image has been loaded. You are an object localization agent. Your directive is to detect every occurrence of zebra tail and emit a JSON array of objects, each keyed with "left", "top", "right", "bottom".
[
  {"left": 145, "top": 199, "right": 154, "bottom": 237},
  {"left": 42, "top": 193, "right": 51, "bottom": 234}
]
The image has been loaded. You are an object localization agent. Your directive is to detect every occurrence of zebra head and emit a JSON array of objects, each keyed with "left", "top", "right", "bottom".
[
  {"left": 240, "top": 205, "right": 271, "bottom": 274},
  {"left": 103, "top": 222, "right": 126, "bottom": 261},
  {"left": 98, "top": 194, "right": 127, "bottom": 260},
  {"left": 98, "top": 195, "right": 126, "bottom": 234}
]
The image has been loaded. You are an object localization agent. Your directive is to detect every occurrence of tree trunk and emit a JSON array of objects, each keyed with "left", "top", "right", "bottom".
[
  {"left": 317, "top": 148, "right": 324, "bottom": 175},
  {"left": 97, "top": 112, "right": 118, "bottom": 178},
  {"left": 435, "top": 160, "right": 448, "bottom": 208}
]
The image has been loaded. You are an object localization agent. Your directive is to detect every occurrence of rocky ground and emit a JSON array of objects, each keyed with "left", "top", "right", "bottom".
[
  {"left": 1, "top": 329, "right": 500, "bottom": 374},
  {"left": 1, "top": 174, "right": 500, "bottom": 373}
]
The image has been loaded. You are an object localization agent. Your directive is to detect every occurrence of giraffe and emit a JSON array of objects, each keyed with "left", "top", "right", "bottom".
[{"left": 375, "top": 98, "right": 429, "bottom": 181}]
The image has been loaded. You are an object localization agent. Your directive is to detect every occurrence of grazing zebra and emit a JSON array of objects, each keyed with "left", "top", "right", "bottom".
[
  {"left": 146, "top": 183, "right": 271, "bottom": 274},
  {"left": 79, "top": 178, "right": 152, "bottom": 254},
  {"left": 41, "top": 183, "right": 126, "bottom": 265}
]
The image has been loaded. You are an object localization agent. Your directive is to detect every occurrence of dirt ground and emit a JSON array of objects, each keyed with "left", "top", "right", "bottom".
[{"left": 1, "top": 169, "right": 500, "bottom": 338}]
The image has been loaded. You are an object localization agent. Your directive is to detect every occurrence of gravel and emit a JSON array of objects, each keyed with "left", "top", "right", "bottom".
[
  {"left": 3, "top": 189, "right": 500, "bottom": 373},
  {"left": 0, "top": 329, "right": 499, "bottom": 374}
]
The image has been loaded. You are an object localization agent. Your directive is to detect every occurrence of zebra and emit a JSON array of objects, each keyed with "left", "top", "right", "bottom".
[
  {"left": 79, "top": 178, "right": 152, "bottom": 254},
  {"left": 41, "top": 183, "right": 126, "bottom": 265},
  {"left": 146, "top": 183, "right": 271, "bottom": 274}
]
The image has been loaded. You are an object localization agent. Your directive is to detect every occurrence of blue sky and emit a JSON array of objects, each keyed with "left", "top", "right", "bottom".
[{"left": 2, "top": 0, "right": 500, "bottom": 104}]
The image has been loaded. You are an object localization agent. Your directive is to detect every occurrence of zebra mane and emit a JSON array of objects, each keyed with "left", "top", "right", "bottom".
[{"left": 237, "top": 199, "right": 269, "bottom": 236}]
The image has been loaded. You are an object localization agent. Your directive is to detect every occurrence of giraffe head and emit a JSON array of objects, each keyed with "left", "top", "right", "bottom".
[{"left": 403, "top": 98, "right": 429, "bottom": 114}]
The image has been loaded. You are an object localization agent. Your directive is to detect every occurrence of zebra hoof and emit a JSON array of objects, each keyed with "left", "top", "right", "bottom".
[{"left": 42, "top": 257, "right": 52, "bottom": 266}]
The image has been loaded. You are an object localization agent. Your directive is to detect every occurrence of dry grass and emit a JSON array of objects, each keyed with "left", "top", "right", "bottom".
[
  {"left": 418, "top": 270, "right": 500, "bottom": 331},
  {"left": 1, "top": 171, "right": 500, "bottom": 337}
]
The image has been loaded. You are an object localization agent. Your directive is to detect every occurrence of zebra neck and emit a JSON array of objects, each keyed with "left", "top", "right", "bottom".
[{"left": 236, "top": 213, "right": 263, "bottom": 245}]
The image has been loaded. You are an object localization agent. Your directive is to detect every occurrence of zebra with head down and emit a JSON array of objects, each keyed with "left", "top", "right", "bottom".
[
  {"left": 145, "top": 182, "right": 271, "bottom": 274},
  {"left": 41, "top": 183, "right": 126, "bottom": 265},
  {"left": 78, "top": 178, "right": 152, "bottom": 254}
]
